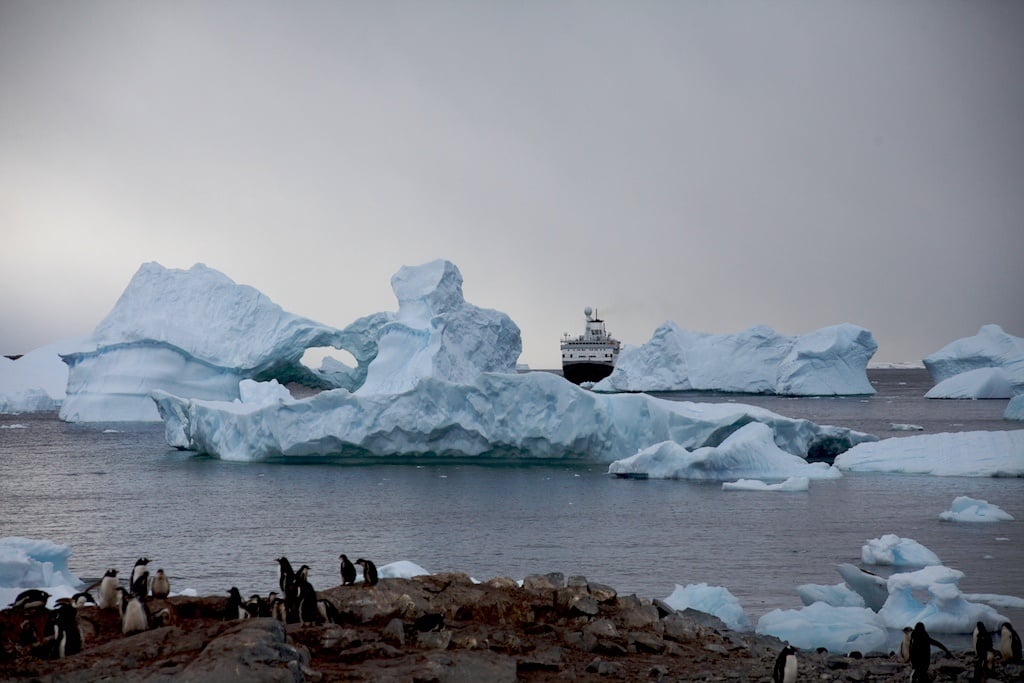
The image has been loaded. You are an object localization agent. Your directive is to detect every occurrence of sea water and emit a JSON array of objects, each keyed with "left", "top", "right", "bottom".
[{"left": 1, "top": 370, "right": 1021, "bottom": 641}]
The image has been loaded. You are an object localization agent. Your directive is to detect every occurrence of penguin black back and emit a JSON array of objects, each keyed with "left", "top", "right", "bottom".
[
  {"left": 1001, "top": 621, "right": 1022, "bottom": 662},
  {"left": 53, "top": 602, "right": 81, "bottom": 658},
  {"left": 355, "top": 558, "right": 379, "bottom": 586},
  {"left": 130, "top": 558, "right": 151, "bottom": 597},
  {"left": 339, "top": 554, "right": 357, "bottom": 585},
  {"left": 224, "top": 587, "right": 247, "bottom": 621},
  {"left": 772, "top": 645, "right": 797, "bottom": 683},
  {"left": 9, "top": 589, "right": 50, "bottom": 610}
]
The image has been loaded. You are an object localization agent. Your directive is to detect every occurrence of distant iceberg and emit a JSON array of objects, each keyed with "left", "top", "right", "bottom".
[
  {"left": 592, "top": 322, "right": 877, "bottom": 395},
  {"left": 0, "top": 337, "right": 88, "bottom": 414},
  {"left": 833, "top": 430, "right": 1024, "bottom": 477},
  {"left": 924, "top": 324, "right": 1024, "bottom": 399},
  {"left": 938, "top": 496, "right": 1013, "bottom": 523},
  {"left": 721, "top": 476, "right": 810, "bottom": 492}
]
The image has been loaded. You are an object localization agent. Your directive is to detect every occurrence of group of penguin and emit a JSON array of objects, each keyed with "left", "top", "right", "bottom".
[
  {"left": 770, "top": 619, "right": 1023, "bottom": 683},
  {"left": 4, "top": 553, "right": 379, "bottom": 660}
]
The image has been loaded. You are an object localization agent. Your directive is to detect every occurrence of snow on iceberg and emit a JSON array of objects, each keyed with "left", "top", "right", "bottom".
[
  {"left": 860, "top": 534, "right": 941, "bottom": 567},
  {"left": 833, "top": 430, "right": 1024, "bottom": 477},
  {"left": 0, "top": 537, "right": 82, "bottom": 609},
  {"left": 154, "top": 371, "right": 874, "bottom": 462},
  {"left": 722, "top": 477, "right": 810, "bottom": 492},
  {"left": 59, "top": 263, "right": 349, "bottom": 422},
  {"left": 938, "top": 496, "right": 1014, "bottom": 523},
  {"left": 925, "top": 366, "right": 1015, "bottom": 399},
  {"left": 756, "top": 602, "right": 888, "bottom": 654},
  {"left": 663, "top": 583, "right": 751, "bottom": 632},
  {"left": 1007, "top": 394, "right": 1024, "bottom": 421},
  {"left": 923, "top": 324, "right": 1024, "bottom": 398},
  {"left": 592, "top": 322, "right": 877, "bottom": 396},
  {"left": 607, "top": 422, "right": 842, "bottom": 481},
  {"left": 878, "top": 565, "right": 1007, "bottom": 633},
  {"left": 0, "top": 337, "right": 90, "bottom": 414}
]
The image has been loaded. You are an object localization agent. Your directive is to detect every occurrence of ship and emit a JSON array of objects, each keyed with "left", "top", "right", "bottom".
[{"left": 560, "top": 307, "right": 622, "bottom": 385}]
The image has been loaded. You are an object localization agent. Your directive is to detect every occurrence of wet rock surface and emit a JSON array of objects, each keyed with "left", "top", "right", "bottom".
[{"left": 3, "top": 573, "right": 1022, "bottom": 681}]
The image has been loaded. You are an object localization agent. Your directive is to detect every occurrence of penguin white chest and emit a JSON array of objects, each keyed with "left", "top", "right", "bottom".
[{"left": 782, "top": 655, "right": 797, "bottom": 683}]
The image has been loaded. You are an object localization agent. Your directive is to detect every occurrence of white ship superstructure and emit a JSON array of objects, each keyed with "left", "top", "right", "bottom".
[{"left": 561, "top": 307, "right": 621, "bottom": 384}]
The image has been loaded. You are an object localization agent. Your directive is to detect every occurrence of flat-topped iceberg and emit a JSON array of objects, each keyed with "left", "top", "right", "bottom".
[
  {"left": 154, "top": 372, "right": 874, "bottom": 462},
  {"left": 0, "top": 537, "right": 82, "bottom": 609},
  {"left": 924, "top": 324, "right": 1024, "bottom": 399},
  {"left": 938, "top": 496, "right": 1013, "bottom": 523},
  {"left": 59, "top": 263, "right": 350, "bottom": 422},
  {"left": 0, "top": 337, "right": 88, "bottom": 414},
  {"left": 833, "top": 430, "right": 1024, "bottom": 477},
  {"left": 592, "top": 322, "right": 877, "bottom": 395}
]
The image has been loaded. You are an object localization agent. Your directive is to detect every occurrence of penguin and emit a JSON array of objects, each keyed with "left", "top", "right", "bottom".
[
  {"left": 97, "top": 569, "right": 119, "bottom": 609},
  {"left": 224, "top": 587, "right": 248, "bottom": 621},
  {"left": 275, "top": 557, "right": 295, "bottom": 594},
  {"left": 244, "top": 594, "right": 264, "bottom": 619},
  {"left": 152, "top": 606, "right": 175, "bottom": 627},
  {"left": 908, "top": 622, "right": 951, "bottom": 681},
  {"left": 974, "top": 621, "right": 993, "bottom": 662},
  {"left": 297, "top": 564, "right": 310, "bottom": 582},
  {"left": 1001, "top": 621, "right": 1022, "bottom": 663},
  {"left": 355, "top": 558, "right": 379, "bottom": 587},
  {"left": 295, "top": 570, "right": 322, "bottom": 624},
  {"left": 275, "top": 557, "right": 299, "bottom": 623},
  {"left": 415, "top": 613, "right": 445, "bottom": 633},
  {"left": 121, "top": 594, "right": 149, "bottom": 635},
  {"left": 116, "top": 587, "right": 131, "bottom": 617},
  {"left": 53, "top": 602, "right": 81, "bottom": 658},
  {"left": 130, "top": 558, "right": 151, "bottom": 598},
  {"left": 263, "top": 591, "right": 279, "bottom": 618},
  {"left": 317, "top": 598, "right": 341, "bottom": 625},
  {"left": 339, "top": 554, "right": 357, "bottom": 586},
  {"left": 772, "top": 645, "right": 797, "bottom": 683},
  {"left": 71, "top": 591, "right": 96, "bottom": 608},
  {"left": 8, "top": 589, "right": 50, "bottom": 610},
  {"left": 151, "top": 569, "right": 170, "bottom": 599},
  {"left": 270, "top": 595, "right": 287, "bottom": 622},
  {"left": 899, "top": 626, "right": 913, "bottom": 662}
]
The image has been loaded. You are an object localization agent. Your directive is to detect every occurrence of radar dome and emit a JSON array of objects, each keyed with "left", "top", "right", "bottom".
[{"left": 584, "top": 306, "right": 593, "bottom": 318}]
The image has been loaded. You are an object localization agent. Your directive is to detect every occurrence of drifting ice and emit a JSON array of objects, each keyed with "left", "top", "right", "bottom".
[
  {"left": 924, "top": 324, "right": 1024, "bottom": 399},
  {"left": 0, "top": 537, "right": 82, "bottom": 610},
  {"left": 938, "top": 496, "right": 1014, "bottom": 523},
  {"left": 860, "top": 534, "right": 941, "bottom": 567},
  {"left": 833, "top": 430, "right": 1024, "bottom": 477},
  {"left": 592, "top": 322, "right": 877, "bottom": 395},
  {"left": 663, "top": 583, "right": 752, "bottom": 632}
]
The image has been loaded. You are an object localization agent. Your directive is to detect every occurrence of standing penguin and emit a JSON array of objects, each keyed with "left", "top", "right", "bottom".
[
  {"left": 130, "top": 558, "right": 151, "bottom": 598},
  {"left": 275, "top": 557, "right": 295, "bottom": 593},
  {"left": 97, "top": 569, "right": 119, "bottom": 609},
  {"left": 1001, "top": 621, "right": 1022, "bottom": 663},
  {"left": 224, "top": 587, "right": 248, "bottom": 621},
  {"left": 908, "top": 622, "right": 951, "bottom": 682},
  {"left": 275, "top": 557, "right": 299, "bottom": 622},
  {"left": 121, "top": 594, "right": 149, "bottom": 635},
  {"left": 355, "top": 558, "right": 379, "bottom": 587},
  {"left": 151, "top": 569, "right": 170, "bottom": 599},
  {"left": 339, "top": 554, "right": 357, "bottom": 586},
  {"left": 899, "top": 626, "right": 913, "bottom": 661},
  {"left": 294, "top": 568, "right": 322, "bottom": 624},
  {"left": 772, "top": 645, "right": 797, "bottom": 683},
  {"left": 53, "top": 602, "right": 81, "bottom": 658}
]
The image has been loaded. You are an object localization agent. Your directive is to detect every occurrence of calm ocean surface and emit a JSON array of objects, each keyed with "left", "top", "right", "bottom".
[{"left": 2, "top": 369, "right": 1022, "bottom": 641}]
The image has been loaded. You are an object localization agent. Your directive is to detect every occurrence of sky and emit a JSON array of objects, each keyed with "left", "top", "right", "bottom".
[{"left": 2, "top": 1, "right": 1022, "bottom": 369}]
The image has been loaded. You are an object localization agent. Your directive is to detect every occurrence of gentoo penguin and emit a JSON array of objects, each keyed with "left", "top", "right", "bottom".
[
  {"left": 97, "top": 569, "right": 119, "bottom": 609},
  {"left": 71, "top": 591, "right": 96, "bottom": 608},
  {"left": 899, "top": 626, "right": 913, "bottom": 662},
  {"left": 297, "top": 564, "right": 310, "bottom": 582},
  {"left": 339, "top": 554, "right": 357, "bottom": 586},
  {"left": 244, "top": 594, "right": 264, "bottom": 619},
  {"left": 269, "top": 594, "right": 287, "bottom": 622},
  {"left": 130, "top": 558, "right": 151, "bottom": 597},
  {"left": 317, "top": 599, "right": 341, "bottom": 625},
  {"left": 8, "top": 589, "right": 50, "bottom": 610},
  {"left": 152, "top": 606, "right": 175, "bottom": 627},
  {"left": 121, "top": 594, "right": 149, "bottom": 635},
  {"left": 355, "top": 558, "right": 379, "bottom": 587},
  {"left": 1001, "top": 621, "right": 1023, "bottom": 663},
  {"left": 772, "top": 645, "right": 797, "bottom": 683},
  {"left": 908, "top": 622, "right": 951, "bottom": 681},
  {"left": 224, "top": 587, "right": 248, "bottom": 621},
  {"left": 53, "top": 602, "right": 81, "bottom": 658},
  {"left": 275, "top": 557, "right": 299, "bottom": 622},
  {"left": 974, "top": 621, "right": 993, "bottom": 662},
  {"left": 275, "top": 557, "right": 295, "bottom": 593},
  {"left": 151, "top": 569, "right": 170, "bottom": 599},
  {"left": 295, "top": 569, "right": 322, "bottom": 624}
]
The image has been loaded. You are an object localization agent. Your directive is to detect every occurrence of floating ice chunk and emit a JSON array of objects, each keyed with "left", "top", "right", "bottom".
[
  {"left": 835, "top": 563, "right": 889, "bottom": 612},
  {"left": 0, "top": 537, "right": 82, "bottom": 609},
  {"left": 939, "top": 496, "right": 1013, "bottom": 523},
  {"left": 593, "top": 322, "right": 876, "bottom": 395},
  {"left": 756, "top": 602, "right": 888, "bottom": 654},
  {"left": 924, "top": 324, "right": 1024, "bottom": 396},
  {"left": 722, "top": 477, "right": 810, "bottom": 492},
  {"left": 610, "top": 423, "right": 841, "bottom": 481},
  {"left": 795, "top": 583, "right": 866, "bottom": 608},
  {"left": 834, "top": 430, "right": 1024, "bottom": 477},
  {"left": 0, "top": 337, "right": 90, "bottom": 414},
  {"left": 925, "top": 367, "right": 1014, "bottom": 399},
  {"left": 861, "top": 534, "right": 941, "bottom": 567},
  {"left": 378, "top": 560, "right": 431, "bottom": 579},
  {"left": 663, "top": 583, "right": 752, "bottom": 632},
  {"left": 889, "top": 423, "right": 924, "bottom": 431},
  {"left": 878, "top": 565, "right": 1007, "bottom": 633},
  {"left": 1007, "top": 394, "right": 1024, "bottom": 421},
  {"left": 962, "top": 593, "right": 1024, "bottom": 609}
]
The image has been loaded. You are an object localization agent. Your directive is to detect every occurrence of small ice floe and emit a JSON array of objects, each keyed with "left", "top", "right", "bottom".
[
  {"left": 721, "top": 477, "right": 809, "bottom": 492},
  {"left": 663, "top": 583, "right": 751, "bottom": 632},
  {"left": 378, "top": 560, "right": 431, "bottom": 579},
  {"left": 938, "top": 496, "right": 1014, "bottom": 523},
  {"left": 0, "top": 424, "right": 27, "bottom": 429},
  {"left": 889, "top": 423, "right": 924, "bottom": 431},
  {"left": 963, "top": 593, "right": 1024, "bottom": 609},
  {"left": 102, "top": 429, "right": 120, "bottom": 434},
  {"left": 861, "top": 534, "right": 941, "bottom": 567}
]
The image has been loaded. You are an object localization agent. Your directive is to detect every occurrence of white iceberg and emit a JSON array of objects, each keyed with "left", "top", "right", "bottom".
[
  {"left": 963, "top": 593, "right": 1024, "bottom": 609},
  {"left": 795, "top": 582, "right": 866, "bottom": 608},
  {"left": 878, "top": 565, "right": 1006, "bottom": 633},
  {"left": 155, "top": 373, "right": 873, "bottom": 463},
  {"left": 378, "top": 560, "right": 432, "bottom": 580},
  {"left": 0, "top": 537, "right": 82, "bottom": 609},
  {"left": 860, "top": 534, "right": 941, "bottom": 567},
  {"left": 663, "top": 583, "right": 752, "bottom": 632},
  {"left": 722, "top": 477, "right": 810, "bottom": 492},
  {"left": 607, "top": 423, "right": 842, "bottom": 481},
  {"left": 0, "top": 337, "right": 89, "bottom": 414},
  {"left": 923, "top": 324, "right": 1024, "bottom": 398},
  {"left": 938, "top": 496, "right": 1014, "bottom": 523},
  {"left": 833, "top": 430, "right": 1024, "bottom": 477},
  {"left": 835, "top": 563, "right": 889, "bottom": 612},
  {"left": 1007, "top": 394, "right": 1024, "bottom": 421},
  {"left": 592, "top": 322, "right": 877, "bottom": 395},
  {"left": 756, "top": 602, "right": 889, "bottom": 654}
]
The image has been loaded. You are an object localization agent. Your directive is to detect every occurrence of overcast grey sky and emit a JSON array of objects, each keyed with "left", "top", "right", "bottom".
[{"left": 2, "top": 1, "right": 1022, "bottom": 368}]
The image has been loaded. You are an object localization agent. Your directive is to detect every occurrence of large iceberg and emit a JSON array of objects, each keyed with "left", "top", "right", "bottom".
[
  {"left": 59, "top": 263, "right": 351, "bottom": 422},
  {"left": 0, "top": 537, "right": 82, "bottom": 609},
  {"left": 833, "top": 430, "right": 1024, "bottom": 477},
  {"left": 592, "top": 322, "right": 877, "bottom": 395},
  {"left": 0, "top": 338, "right": 87, "bottom": 414},
  {"left": 756, "top": 602, "right": 889, "bottom": 654},
  {"left": 154, "top": 372, "right": 874, "bottom": 462},
  {"left": 607, "top": 422, "right": 842, "bottom": 481},
  {"left": 923, "top": 324, "right": 1024, "bottom": 399}
]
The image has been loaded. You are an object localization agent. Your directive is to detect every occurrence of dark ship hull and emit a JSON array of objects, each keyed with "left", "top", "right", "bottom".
[{"left": 562, "top": 361, "right": 615, "bottom": 385}]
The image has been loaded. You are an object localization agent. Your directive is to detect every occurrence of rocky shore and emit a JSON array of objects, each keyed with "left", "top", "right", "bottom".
[{"left": 2, "top": 572, "right": 1018, "bottom": 682}]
